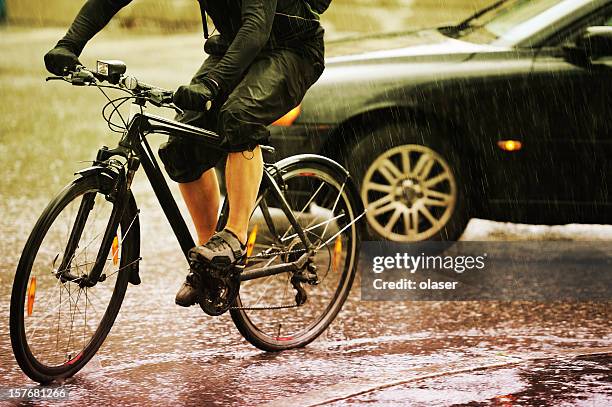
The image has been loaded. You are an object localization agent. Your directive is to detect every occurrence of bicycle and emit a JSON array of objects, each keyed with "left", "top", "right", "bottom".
[{"left": 10, "top": 61, "right": 366, "bottom": 384}]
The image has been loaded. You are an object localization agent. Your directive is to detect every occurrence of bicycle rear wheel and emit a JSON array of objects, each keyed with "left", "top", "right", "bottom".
[
  {"left": 230, "top": 156, "right": 361, "bottom": 351},
  {"left": 10, "top": 174, "right": 138, "bottom": 383}
]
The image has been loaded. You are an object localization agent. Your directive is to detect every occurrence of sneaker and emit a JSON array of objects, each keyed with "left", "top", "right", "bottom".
[
  {"left": 175, "top": 230, "right": 246, "bottom": 308},
  {"left": 175, "top": 270, "right": 202, "bottom": 307},
  {"left": 188, "top": 229, "right": 247, "bottom": 271}
]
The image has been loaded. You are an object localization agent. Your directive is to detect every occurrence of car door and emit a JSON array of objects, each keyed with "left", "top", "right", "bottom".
[{"left": 525, "top": 11, "right": 612, "bottom": 223}]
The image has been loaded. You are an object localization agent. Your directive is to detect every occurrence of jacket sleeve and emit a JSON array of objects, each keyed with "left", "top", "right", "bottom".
[
  {"left": 205, "top": 0, "right": 277, "bottom": 92},
  {"left": 56, "top": 0, "right": 132, "bottom": 55}
]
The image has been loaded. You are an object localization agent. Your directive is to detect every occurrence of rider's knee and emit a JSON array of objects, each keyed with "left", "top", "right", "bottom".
[
  {"left": 158, "top": 137, "right": 222, "bottom": 184},
  {"left": 217, "top": 102, "right": 269, "bottom": 152}
]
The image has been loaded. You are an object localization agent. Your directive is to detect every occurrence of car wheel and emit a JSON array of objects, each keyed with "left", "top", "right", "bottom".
[{"left": 345, "top": 122, "right": 470, "bottom": 242}]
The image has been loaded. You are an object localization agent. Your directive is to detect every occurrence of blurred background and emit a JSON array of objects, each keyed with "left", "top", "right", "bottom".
[
  {"left": 0, "top": 0, "right": 494, "bottom": 219},
  {"left": 3, "top": 0, "right": 491, "bottom": 39}
]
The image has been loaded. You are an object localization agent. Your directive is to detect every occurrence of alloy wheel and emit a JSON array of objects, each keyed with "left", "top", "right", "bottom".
[{"left": 361, "top": 144, "right": 457, "bottom": 241}]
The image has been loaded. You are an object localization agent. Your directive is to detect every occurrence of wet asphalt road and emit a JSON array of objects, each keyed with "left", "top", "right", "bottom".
[
  {"left": 1, "top": 28, "right": 611, "bottom": 406},
  {"left": 1, "top": 194, "right": 611, "bottom": 405}
]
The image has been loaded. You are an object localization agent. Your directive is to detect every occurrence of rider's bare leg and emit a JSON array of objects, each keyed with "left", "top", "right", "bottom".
[
  {"left": 224, "top": 146, "right": 264, "bottom": 244},
  {"left": 178, "top": 168, "right": 220, "bottom": 245}
]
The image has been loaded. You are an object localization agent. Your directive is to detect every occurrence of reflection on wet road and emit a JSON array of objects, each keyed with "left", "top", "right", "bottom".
[
  {"left": 332, "top": 354, "right": 612, "bottom": 406},
  {"left": 1, "top": 29, "right": 611, "bottom": 406}
]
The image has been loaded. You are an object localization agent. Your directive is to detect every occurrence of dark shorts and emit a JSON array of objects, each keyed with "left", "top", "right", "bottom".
[{"left": 158, "top": 48, "right": 324, "bottom": 183}]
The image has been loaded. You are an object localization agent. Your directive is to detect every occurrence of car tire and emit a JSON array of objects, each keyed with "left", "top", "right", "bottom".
[{"left": 345, "top": 121, "right": 470, "bottom": 242}]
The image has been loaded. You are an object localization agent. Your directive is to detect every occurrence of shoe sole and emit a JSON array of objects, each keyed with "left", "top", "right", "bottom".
[{"left": 175, "top": 298, "right": 197, "bottom": 307}]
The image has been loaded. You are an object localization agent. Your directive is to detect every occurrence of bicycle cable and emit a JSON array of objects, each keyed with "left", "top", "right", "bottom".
[
  {"left": 101, "top": 96, "right": 137, "bottom": 133},
  {"left": 97, "top": 86, "right": 134, "bottom": 132}
]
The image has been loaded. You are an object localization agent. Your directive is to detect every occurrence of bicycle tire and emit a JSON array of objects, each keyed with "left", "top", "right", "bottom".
[{"left": 10, "top": 173, "right": 138, "bottom": 383}]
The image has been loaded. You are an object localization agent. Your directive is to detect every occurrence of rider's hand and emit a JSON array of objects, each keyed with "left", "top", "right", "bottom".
[
  {"left": 173, "top": 80, "right": 219, "bottom": 111},
  {"left": 44, "top": 47, "right": 82, "bottom": 76}
]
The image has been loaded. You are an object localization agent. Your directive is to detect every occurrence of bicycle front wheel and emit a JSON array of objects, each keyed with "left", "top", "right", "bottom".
[
  {"left": 10, "top": 173, "right": 138, "bottom": 383},
  {"left": 230, "top": 156, "right": 361, "bottom": 351}
]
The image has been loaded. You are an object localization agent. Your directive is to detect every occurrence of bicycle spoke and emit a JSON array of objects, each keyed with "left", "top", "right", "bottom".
[
  {"left": 251, "top": 275, "right": 276, "bottom": 306},
  {"left": 274, "top": 275, "right": 291, "bottom": 339},
  {"left": 317, "top": 210, "right": 366, "bottom": 250},
  {"left": 280, "top": 182, "right": 326, "bottom": 240},
  {"left": 280, "top": 213, "right": 345, "bottom": 242},
  {"left": 27, "top": 292, "right": 73, "bottom": 339}
]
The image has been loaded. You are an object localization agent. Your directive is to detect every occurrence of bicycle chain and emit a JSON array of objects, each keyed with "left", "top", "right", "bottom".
[
  {"left": 247, "top": 247, "right": 307, "bottom": 260},
  {"left": 230, "top": 303, "right": 300, "bottom": 311}
]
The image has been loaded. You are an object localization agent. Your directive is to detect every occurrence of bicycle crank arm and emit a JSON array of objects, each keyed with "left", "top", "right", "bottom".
[{"left": 240, "top": 251, "right": 310, "bottom": 282}]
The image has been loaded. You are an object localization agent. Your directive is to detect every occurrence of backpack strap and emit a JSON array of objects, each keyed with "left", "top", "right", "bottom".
[{"left": 197, "top": 0, "right": 209, "bottom": 39}]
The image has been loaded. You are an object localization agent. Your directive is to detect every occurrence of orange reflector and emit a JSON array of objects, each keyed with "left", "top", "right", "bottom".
[
  {"left": 112, "top": 235, "right": 119, "bottom": 266},
  {"left": 494, "top": 395, "right": 516, "bottom": 405},
  {"left": 246, "top": 225, "right": 258, "bottom": 259},
  {"left": 497, "top": 140, "right": 522, "bottom": 152},
  {"left": 27, "top": 276, "right": 36, "bottom": 316},
  {"left": 272, "top": 104, "right": 301, "bottom": 127},
  {"left": 332, "top": 237, "right": 342, "bottom": 272}
]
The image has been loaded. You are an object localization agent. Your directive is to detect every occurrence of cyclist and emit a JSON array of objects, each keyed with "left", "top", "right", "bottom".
[{"left": 44, "top": 0, "right": 325, "bottom": 307}]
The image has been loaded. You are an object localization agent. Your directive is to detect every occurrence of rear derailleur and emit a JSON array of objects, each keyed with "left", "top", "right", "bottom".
[{"left": 290, "top": 254, "right": 319, "bottom": 306}]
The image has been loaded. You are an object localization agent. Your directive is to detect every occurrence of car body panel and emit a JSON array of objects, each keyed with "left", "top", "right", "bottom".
[{"left": 270, "top": 0, "right": 612, "bottom": 227}]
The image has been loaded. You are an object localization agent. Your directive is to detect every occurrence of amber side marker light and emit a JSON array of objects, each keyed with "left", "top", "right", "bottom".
[
  {"left": 27, "top": 276, "right": 36, "bottom": 316},
  {"left": 332, "top": 237, "right": 343, "bottom": 273},
  {"left": 272, "top": 104, "right": 301, "bottom": 127},
  {"left": 112, "top": 235, "right": 119, "bottom": 266},
  {"left": 497, "top": 140, "right": 522, "bottom": 152},
  {"left": 246, "top": 225, "right": 258, "bottom": 264}
]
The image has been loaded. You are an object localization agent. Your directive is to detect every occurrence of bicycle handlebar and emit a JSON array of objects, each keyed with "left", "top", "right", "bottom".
[
  {"left": 46, "top": 65, "right": 176, "bottom": 108},
  {"left": 120, "top": 75, "right": 175, "bottom": 106}
]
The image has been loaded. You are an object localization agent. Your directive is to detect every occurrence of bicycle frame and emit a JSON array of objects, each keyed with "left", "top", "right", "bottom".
[{"left": 84, "top": 101, "right": 315, "bottom": 286}]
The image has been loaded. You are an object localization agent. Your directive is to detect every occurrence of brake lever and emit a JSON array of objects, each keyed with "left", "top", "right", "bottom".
[
  {"left": 148, "top": 89, "right": 182, "bottom": 114},
  {"left": 171, "top": 104, "right": 184, "bottom": 116},
  {"left": 149, "top": 94, "right": 183, "bottom": 115},
  {"left": 71, "top": 70, "right": 96, "bottom": 86},
  {"left": 46, "top": 76, "right": 65, "bottom": 82}
]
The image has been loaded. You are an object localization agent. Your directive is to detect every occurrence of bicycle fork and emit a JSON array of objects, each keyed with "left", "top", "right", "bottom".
[{"left": 59, "top": 148, "right": 140, "bottom": 288}]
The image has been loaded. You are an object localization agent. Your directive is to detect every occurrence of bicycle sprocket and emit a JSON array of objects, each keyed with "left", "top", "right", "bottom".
[{"left": 196, "top": 264, "right": 241, "bottom": 316}]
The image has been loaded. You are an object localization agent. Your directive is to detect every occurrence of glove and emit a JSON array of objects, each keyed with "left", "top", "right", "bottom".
[
  {"left": 173, "top": 80, "right": 219, "bottom": 111},
  {"left": 44, "top": 47, "right": 82, "bottom": 76},
  {"left": 204, "top": 35, "right": 230, "bottom": 56}
]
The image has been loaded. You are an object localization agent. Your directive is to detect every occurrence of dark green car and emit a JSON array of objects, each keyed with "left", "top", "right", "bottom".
[{"left": 270, "top": 0, "right": 612, "bottom": 242}]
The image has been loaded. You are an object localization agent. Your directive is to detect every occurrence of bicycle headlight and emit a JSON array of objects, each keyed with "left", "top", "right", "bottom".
[
  {"left": 97, "top": 60, "right": 109, "bottom": 76},
  {"left": 96, "top": 60, "right": 127, "bottom": 84}
]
